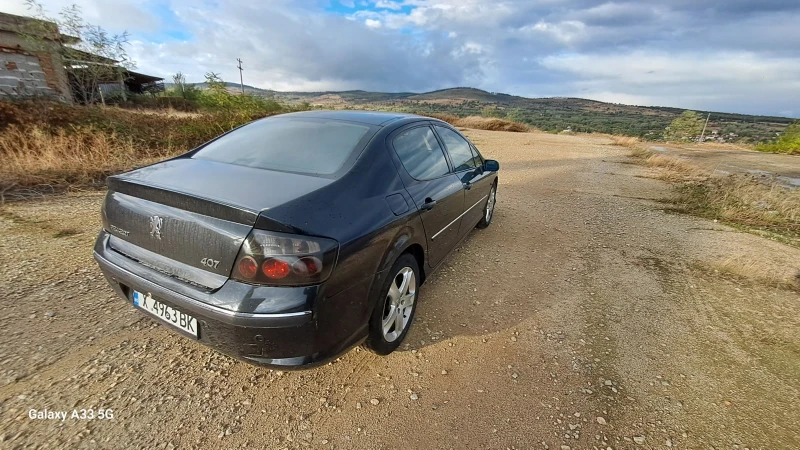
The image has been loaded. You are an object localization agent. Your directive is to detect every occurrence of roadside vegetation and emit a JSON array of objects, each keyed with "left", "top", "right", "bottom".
[
  {"left": 0, "top": 84, "right": 291, "bottom": 201},
  {"left": 664, "top": 110, "right": 705, "bottom": 142},
  {"left": 628, "top": 146, "right": 800, "bottom": 247},
  {"left": 426, "top": 113, "right": 529, "bottom": 132},
  {"left": 756, "top": 122, "right": 800, "bottom": 155}
]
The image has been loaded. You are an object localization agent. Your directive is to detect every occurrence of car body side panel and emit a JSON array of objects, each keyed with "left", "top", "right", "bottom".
[
  {"left": 313, "top": 216, "right": 425, "bottom": 354},
  {"left": 402, "top": 175, "right": 464, "bottom": 267},
  {"left": 382, "top": 121, "right": 468, "bottom": 270},
  {"left": 456, "top": 168, "right": 495, "bottom": 236}
]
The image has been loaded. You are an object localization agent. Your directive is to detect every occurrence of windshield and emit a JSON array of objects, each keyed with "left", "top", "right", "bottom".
[{"left": 192, "top": 117, "right": 372, "bottom": 175}]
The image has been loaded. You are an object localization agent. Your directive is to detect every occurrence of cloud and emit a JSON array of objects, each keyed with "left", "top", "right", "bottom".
[
  {"left": 540, "top": 51, "right": 800, "bottom": 112},
  {"left": 130, "top": 0, "right": 484, "bottom": 92},
  {"left": 373, "top": 0, "right": 403, "bottom": 10},
  {"left": 2, "top": 0, "right": 158, "bottom": 33},
  {"left": 520, "top": 20, "right": 588, "bottom": 46},
  {"left": 2, "top": 0, "right": 800, "bottom": 115}
]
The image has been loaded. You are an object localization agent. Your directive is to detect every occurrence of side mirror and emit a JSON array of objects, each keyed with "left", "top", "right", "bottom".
[{"left": 483, "top": 159, "right": 500, "bottom": 172}]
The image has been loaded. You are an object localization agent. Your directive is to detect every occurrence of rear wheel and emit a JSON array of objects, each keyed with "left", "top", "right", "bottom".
[
  {"left": 365, "top": 254, "right": 420, "bottom": 355},
  {"left": 476, "top": 182, "right": 497, "bottom": 229}
]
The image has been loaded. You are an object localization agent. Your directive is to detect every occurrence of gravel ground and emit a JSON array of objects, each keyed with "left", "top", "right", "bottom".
[{"left": 1, "top": 130, "right": 799, "bottom": 449}]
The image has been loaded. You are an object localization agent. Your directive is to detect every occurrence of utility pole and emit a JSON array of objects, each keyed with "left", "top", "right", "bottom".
[
  {"left": 236, "top": 58, "right": 244, "bottom": 95},
  {"left": 700, "top": 112, "right": 711, "bottom": 142}
]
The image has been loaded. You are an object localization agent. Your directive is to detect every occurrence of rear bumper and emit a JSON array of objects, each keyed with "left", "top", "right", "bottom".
[{"left": 93, "top": 232, "right": 368, "bottom": 368}]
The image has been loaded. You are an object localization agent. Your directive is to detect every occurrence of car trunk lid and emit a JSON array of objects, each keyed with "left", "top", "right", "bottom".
[{"left": 102, "top": 158, "right": 335, "bottom": 289}]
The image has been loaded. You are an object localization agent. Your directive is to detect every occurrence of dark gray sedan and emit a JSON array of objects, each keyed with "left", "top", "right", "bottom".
[{"left": 94, "top": 110, "right": 499, "bottom": 368}]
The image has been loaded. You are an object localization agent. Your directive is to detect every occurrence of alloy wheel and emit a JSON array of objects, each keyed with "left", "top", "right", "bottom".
[
  {"left": 486, "top": 186, "right": 496, "bottom": 222},
  {"left": 381, "top": 267, "right": 416, "bottom": 342}
]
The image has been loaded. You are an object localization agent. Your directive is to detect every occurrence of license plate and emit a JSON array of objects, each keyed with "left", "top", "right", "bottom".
[{"left": 132, "top": 291, "right": 198, "bottom": 338}]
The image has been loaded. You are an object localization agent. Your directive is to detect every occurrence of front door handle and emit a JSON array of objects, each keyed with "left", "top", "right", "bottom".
[{"left": 421, "top": 198, "right": 437, "bottom": 211}]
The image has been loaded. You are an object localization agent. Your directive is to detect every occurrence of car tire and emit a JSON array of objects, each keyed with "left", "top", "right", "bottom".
[
  {"left": 365, "top": 253, "right": 420, "bottom": 355},
  {"left": 476, "top": 182, "right": 497, "bottom": 229}
]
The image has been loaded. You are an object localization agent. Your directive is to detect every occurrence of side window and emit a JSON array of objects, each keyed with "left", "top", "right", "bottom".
[
  {"left": 435, "top": 126, "right": 478, "bottom": 171},
  {"left": 392, "top": 126, "right": 451, "bottom": 180},
  {"left": 469, "top": 145, "right": 483, "bottom": 167}
]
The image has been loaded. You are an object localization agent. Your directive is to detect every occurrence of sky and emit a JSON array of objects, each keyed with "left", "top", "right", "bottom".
[{"left": 3, "top": 0, "right": 799, "bottom": 117}]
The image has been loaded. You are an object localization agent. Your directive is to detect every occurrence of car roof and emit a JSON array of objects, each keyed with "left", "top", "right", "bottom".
[{"left": 278, "top": 110, "right": 424, "bottom": 126}]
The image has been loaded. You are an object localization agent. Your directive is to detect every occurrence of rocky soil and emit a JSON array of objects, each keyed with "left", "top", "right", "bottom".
[{"left": 1, "top": 130, "right": 799, "bottom": 449}]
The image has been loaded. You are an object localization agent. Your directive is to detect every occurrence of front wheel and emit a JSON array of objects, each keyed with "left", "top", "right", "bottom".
[
  {"left": 476, "top": 183, "right": 497, "bottom": 229},
  {"left": 365, "top": 254, "right": 420, "bottom": 355}
]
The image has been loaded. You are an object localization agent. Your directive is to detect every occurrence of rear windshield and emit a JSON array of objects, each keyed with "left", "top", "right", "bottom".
[{"left": 192, "top": 117, "right": 372, "bottom": 175}]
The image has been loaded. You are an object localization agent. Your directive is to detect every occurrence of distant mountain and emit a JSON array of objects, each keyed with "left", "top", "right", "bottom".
[
  {"left": 162, "top": 84, "right": 794, "bottom": 141},
  {"left": 274, "top": 87, "right": 794, "bottom": 141},
  {"left": 407, "top": 87, "right": 520, "bottom": 103}
]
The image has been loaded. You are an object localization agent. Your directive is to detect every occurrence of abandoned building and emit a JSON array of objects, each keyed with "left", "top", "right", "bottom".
[{"left": 0, "top": 12, "right": 163, "bottom": 103}]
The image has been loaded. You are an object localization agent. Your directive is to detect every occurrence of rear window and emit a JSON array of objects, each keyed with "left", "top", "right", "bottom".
[{"left": 192, "top": 118, "right": 372, "bottom": 175}]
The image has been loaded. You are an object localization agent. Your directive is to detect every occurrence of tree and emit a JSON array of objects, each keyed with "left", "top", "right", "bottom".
[
  {"left": 172, "top": 72, "right": 187, "bottom": 97},
  {"left": 24, "top": 0, "right": 135, "bottom": 104},
  {"left": 665, "top": 110, "right": 704, "bottom": 142},
  {"left": 170, "top": 71, "right": 199, "bottom": 101}
]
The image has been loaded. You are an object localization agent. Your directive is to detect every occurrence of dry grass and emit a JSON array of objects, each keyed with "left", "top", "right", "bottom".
[
  {"left": 427, "top": 114, "right": 529, "bottom": 132},
  {"left": 0, "top": 100, "right": 285, "bottom": 199},
  {"left": 455, "top": 116, "right": 530, "bottom": 132},
  {"left": 629, "top": 145, "right": 653, "bottom": 159},
  {"left": 644, "top": 154, "right": 710, "bottom": 181},
  {"left": 675, "top": 177, "right": 800, "bottom": 237},
  {"left": 709, "top": 254, "right": 800, "bottom": 291},
  {"left": 0, "top": 125, "right": 171, "bottom": 200},
  {"left": 611, "top": 135, "right": 641, "bottom": 147},
  {"left": 628, "top": 143, "right": 800, "bottom": 244}
]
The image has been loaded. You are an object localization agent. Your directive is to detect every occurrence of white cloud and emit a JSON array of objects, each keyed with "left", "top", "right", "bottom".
[
  {"left": 373, "top": 0, "right": 402, "bottom": 10},
  {"left": 540, "top": 51, "right": 800, "bottom": 111},
  {"left": 1, "top": 0, "right": 158, "bottom": 33},
  {"left": 540, "top": 51, "right": 800, "bottom": 85},
  {"left": 521, "top": 20, "right": 587, "bottom": 45},
  {"left": 2, "top": 0, "right": 800, "bottom": 115}
]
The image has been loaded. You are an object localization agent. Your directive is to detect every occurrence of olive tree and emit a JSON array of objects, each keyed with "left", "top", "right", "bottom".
[{"left": 665, "top": 110, "right": 704, "bottom": 142}]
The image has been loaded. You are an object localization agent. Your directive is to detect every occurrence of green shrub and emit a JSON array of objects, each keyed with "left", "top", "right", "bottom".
[
  {"left": 756, "top": 122, "right": 800, "bottom": 155},
  {"left": 665, "top": 110, "right": 704, "bottom": 142}
]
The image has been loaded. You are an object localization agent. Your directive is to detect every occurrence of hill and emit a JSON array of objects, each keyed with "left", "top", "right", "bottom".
[{"left": 169, "top": 84, "right": 796, "bottom": 142}]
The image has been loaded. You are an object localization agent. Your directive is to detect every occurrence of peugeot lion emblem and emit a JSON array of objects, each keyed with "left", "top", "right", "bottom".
[{"left": 149, "top": 215, "right": 163, "bottom": 239}]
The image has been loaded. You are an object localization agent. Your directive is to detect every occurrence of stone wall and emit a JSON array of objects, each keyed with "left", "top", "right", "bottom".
[
  {"left": 0, "top": 46, "right": 53, "bottom": 96},
  {"left": 0, "top": 15, "right": 72, "bottom": 101}
]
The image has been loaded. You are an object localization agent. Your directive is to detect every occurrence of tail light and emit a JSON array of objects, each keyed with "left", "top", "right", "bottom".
[{"left": 232, "top": 229, "right": 338, "bottom": 286}]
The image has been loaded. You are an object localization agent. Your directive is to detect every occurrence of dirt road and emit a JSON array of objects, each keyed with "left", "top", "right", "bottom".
[{"left": 1, "top": 131, "right": 799, "bottom": 449}]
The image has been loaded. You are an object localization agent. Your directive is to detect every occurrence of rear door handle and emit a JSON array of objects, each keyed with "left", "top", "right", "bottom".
[{"left": 421, "top": 198, "right": 437, "bottom": 211}]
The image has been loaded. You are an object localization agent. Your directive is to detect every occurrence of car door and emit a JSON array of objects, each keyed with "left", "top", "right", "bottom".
[
  {"left": 433, "top": 125, "right": 493, "bottom": 237},
  {"left": 389, "top": 123, "right": 465, "bottom": 268}
]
